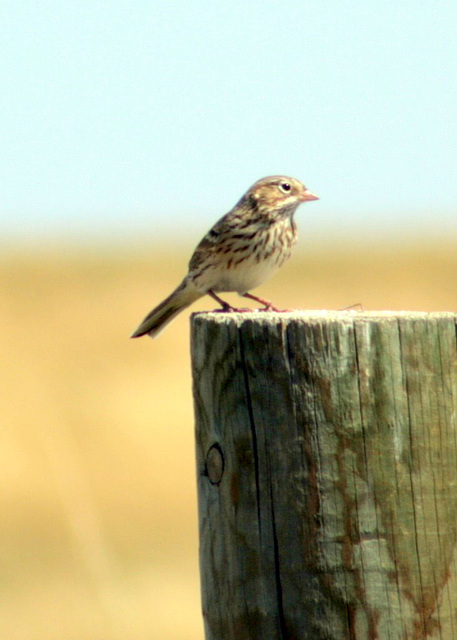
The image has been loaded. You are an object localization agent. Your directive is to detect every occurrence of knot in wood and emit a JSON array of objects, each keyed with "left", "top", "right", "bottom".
[{"left": 205, "top": 444, "right": 224, "bottom": 485}]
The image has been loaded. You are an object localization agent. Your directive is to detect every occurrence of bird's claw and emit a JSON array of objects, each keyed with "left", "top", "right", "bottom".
[{"left": 259, "top": 304, "right": 281, "bottom": 312}]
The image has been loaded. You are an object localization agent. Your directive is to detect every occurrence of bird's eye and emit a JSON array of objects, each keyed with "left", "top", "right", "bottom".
[{"left": 279, "top": 183, "right": 291, "bottom": 193}]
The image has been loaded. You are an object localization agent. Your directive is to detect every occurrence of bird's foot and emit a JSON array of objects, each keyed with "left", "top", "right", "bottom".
[
  {"left": 212, "top": 304, "right": 252, "bottom": 313},
  {"left": 242, "top": 292, "right": 288, "bottom": 312},
  {"left": 257, "top": 304, "right": 282, "bottom": 313},
  {"left": 241, "top": 292, "right": 278, "bottom": 311},
  {"left": 257, "top": 303, "right": 285, "bottom": 312}
]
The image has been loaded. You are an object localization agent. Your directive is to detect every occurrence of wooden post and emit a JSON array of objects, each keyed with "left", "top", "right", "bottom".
[{"left": 191, "top": 311, "right": 457, "bottom": 640}]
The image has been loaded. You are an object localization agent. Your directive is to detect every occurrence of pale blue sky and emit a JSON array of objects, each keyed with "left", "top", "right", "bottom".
[{"left": 2, "top": 1, "right": 457, "bottom": 243}]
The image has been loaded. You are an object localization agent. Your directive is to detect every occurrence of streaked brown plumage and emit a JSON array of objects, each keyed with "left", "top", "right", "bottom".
[{"left": 131, "top": 175, "right": 318, "bottom": 338}]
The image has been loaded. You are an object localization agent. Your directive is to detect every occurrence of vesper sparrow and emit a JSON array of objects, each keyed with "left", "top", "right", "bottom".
[{"left": 131, "top": 175, "right": 318, "bottom": 338}]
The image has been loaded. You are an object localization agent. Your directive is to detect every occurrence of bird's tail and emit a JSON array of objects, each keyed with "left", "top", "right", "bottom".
[{"left": 130, "top": 280, "right": 203, "bottom": 339}]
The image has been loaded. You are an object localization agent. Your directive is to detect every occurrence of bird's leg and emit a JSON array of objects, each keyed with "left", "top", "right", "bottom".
[
  {"left": 207, "top": 290, "right": 233, "bottom": 310},
  {"left": 241, "top": 291, "right": 283, "bottom": 312},
  {"left": 207, "top": 290, "right": 251, "bottom": 312}
]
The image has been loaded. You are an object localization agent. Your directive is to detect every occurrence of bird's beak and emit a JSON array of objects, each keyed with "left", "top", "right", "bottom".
[{"left": 300, "top": 189, "right": 319, "bottom": 202}]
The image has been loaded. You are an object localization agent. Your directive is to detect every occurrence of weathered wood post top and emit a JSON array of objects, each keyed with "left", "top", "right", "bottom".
[{"left": 191, "top": 310, "right": 457, "bottom": 640}]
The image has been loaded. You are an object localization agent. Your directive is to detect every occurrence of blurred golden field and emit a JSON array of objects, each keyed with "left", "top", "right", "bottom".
[{"left": 2, "top": 237, "right": 457, "bottom": 640}]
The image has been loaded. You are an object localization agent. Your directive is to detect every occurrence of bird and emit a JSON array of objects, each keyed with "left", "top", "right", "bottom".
[{"left": 131, "top": 175, "right": 319, "bottom": 338}]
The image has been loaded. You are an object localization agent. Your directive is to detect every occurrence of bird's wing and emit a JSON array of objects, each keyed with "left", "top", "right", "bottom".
[{"left": 188, "top": 214, "right": 229, "bottom": 271}]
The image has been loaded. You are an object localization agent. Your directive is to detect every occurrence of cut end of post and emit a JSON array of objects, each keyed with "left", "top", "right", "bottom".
[{"left": 191, "top": 308, "right": 457, "bottom": 332}]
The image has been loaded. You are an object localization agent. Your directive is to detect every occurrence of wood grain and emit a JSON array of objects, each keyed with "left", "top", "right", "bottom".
[{"left": 191, "top": 311, "right": 457, "bottom": 640}]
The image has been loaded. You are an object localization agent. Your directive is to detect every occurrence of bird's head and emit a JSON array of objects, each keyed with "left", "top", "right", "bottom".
[{"left": 244, "top": 176, "right": 319, "bottom": 218}]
